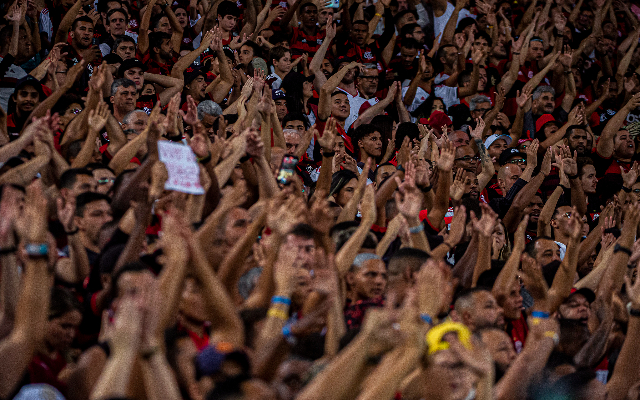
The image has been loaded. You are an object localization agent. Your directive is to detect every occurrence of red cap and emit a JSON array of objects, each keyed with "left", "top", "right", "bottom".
[
  {"left": 536, "top": 114, "right": 556, "bottom": 133},
  {"left": 424, "top": 111, "right": 453, "bottom": 130}
]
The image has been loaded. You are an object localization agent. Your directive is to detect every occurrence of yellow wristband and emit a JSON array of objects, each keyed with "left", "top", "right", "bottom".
[
  {"left": 375, "top": 13, "right": 382, "bottom": 17},
  {"left": 268, "top": 308, "right": 289, "bottom": 320},
  {"left": 544, "top": 331, "right": 559, "bottom": 345}
]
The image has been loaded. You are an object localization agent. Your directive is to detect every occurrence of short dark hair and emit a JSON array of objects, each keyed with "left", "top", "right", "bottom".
[
  {"left": 289, "top": 223, "right": 316, "bottom": 239},
  {"left": 98, "top": 0, "right": 122, "bottom": 13},
  {"left": 49, "top": 287, "right": 82, "bottom": 320},
  {"left": 524, "top": 236, "right": 554, "bottom": 258},
  {"left": 373, "top": 162, "right": 395, "bottom": 180},
  {"left": 351, "top": 124, "right": 379, "bottom": 147},
  {"left": 474, "top": 30, "right": 492, "bottom": 47},
  {"left": 108, "top": 261, "right": 151, "bottom": 306},
  {"left": 75, "top": 192, "right": 111, "bottom": 217},
  {"left": 86, "top": 163, "right": 114, "bottom": 173},
  {"left": 60, "top": 168, "right": 93, "bottom": 190},
  {"left": 149, "top": 31, "right": 172, "bottom": 52},
  {"left": 282, "top": 112, "right": 309, "bottom": 129},
  {"left": 240, "top": 40, "right": 261, "bottom": 59},
  {"left": 72, "top": 16, "right": 95, "bottom": 31},
  {"left": 112, "top": 34, "right": 135, "bottom": 51},
  {"left": 565, "top": 125, "right": 587, "bottom": 139},
  {"left": 217, "top": 0, "right": 240, "bottom": 18},
  {"left": 151, "top": 13, "right": 168, "bottom": 29},
  {"left": 400, "top": 23, "right": 420, "bottom": 39},
  {"left": 269, "top": 46, "right": 290, "bottom": 65},
  {"left": 388, "top": 247, "right": 429, "bottom": 276},
  {"left": 106, "top": 8, "right": 128, "bottom": 24},
  {"left": 401, "top": 37, "right": 420, "bottom": 50}
]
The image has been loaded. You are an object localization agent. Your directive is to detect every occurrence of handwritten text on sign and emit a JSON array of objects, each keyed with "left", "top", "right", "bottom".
[{"left": 157, "top": 141, "right": 205, "bottom": 195}]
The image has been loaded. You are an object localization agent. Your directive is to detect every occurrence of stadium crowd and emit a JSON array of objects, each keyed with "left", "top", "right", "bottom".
[{"left": 1, "top": 0, "right": 640, "bottom": 398}]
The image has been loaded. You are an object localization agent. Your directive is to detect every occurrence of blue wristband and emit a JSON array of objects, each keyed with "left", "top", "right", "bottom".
[
  {"left": 272, "top": 296, "right": 292, "bottom": 306},
  {"left": 531, "top": 311, "right": 549, "bottom": 319},
  {"left": 282, "top": 324, "right": 292, "bottom": 337},
  {"left": 420, "top": 313, "right": 433, "bottom": 324}
]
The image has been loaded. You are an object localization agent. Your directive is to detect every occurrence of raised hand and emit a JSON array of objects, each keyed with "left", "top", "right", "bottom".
[
  {"left": 470, "top": 203, "right": 499, "bottom": 237},
  {"left": 88, "top": 101, "right": 109, "bottom": 132},
  {"left": 437, "top": 140, "right": 455, "bottom": 171},
  {"left": 450, "top": 169, "right": 468, "bottom": 201},
  {"left": 622, "top": 162, "right": 640, "bottom": 190},
  {"left": 470, "top": 117, "right": 485, "bottom": 140},
  {"left": 325, "top": 15, "right": 336, "bottom": 41},
  {"left": 525, "top": 139, "right": 539, "bottom": 169},
  {"left": 394, "top": 164, "right": 423, "bottom": 220},
  {"left": 540, "top": 147, "right": 553, "bottom": 176},
  {"left": 317, "top": 118, "right": 337, "bottom": 150}
]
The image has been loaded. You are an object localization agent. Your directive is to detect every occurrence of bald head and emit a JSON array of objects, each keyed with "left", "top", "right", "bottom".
[{"left": 498, "top": 164, "right": 522, "bottom": 193}]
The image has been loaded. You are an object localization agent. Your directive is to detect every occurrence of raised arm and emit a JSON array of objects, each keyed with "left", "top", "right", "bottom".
[
  {"left": 0, "top": 182, "right": 52, "bottom": 399},
  {"left": 138, "top": 0, "right": 158, "bottom": 55},
  {"left": 54, "top": 0, "right": 82, "bottom": 44},
  {"left": 597, "top": 93, "right": 640, "bottom": 158},
  {"left": 318, "top": 62, "right": 359, "bottom": 120},
  {"left": 171, "top": 29, "right": 214, "bottom": 78},
  {"left": 335, "top": 185, "right": 376, "bottom": 277}
]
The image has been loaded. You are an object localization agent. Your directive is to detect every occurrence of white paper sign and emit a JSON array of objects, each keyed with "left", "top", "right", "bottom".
[{"left": 157, "top": 141, "right": 205, "bottom": 195}]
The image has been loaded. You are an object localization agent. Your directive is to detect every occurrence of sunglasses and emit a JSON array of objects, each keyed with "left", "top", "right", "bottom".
[
  {"left": 455, "top": 156, "right": 480, "bottom": 162},
  {"left": 71, "top": 108, "right": 82, "bottom": 115},
  {"left": 508, "top": 158, "right": 526, "bottom": 164}
]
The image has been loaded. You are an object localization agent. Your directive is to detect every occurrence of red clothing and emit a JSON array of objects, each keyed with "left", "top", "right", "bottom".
[
  {"left": 289, "top": 27, "right": 326, "bottom": 59},
  {"left": 506, "top": 314, "right": 528, "bottom": 353},
  {"left": 28, "top": 352, "right": 68, "bottom": 394},
  {"left": 315, "top": 119, "right": 354, "bottom": 154},
  {"left": 145, "top": 55, "right": 179, "bottom": 76}
]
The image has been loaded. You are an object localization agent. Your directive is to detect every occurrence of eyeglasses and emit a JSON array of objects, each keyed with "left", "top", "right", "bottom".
[
  {"left": 71, "top": 108, "right": 82, "bottom": 115},
  {"left": 560, "top": 212, "right": 572, "bottom": 219},
  {"left": 508, "top": 158, "right": 526, "bottom": 164},
  {"left": 97, "top": 178, "right": 115, "bottom": 185},
  {"left": 633, "top": 189, "right": 640, "bottom": 193},
  {"left": 455, "top": 156, "right": 480, "bottom": 162}
]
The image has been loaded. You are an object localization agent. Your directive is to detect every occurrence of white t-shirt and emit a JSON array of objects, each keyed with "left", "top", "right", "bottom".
[
  {"left": 39, "top": 9, "right": 53, "bottom": 43},
  {"left": 434, "top": 4, "right": 475, "bottom": 42},
  {"left": 344, "top": 91, "right": 379, "bottom": 131},
  {"left": 401, "top": 84, "right": 459, "bottom": 117},
  {"left": 0, "top": 58, "right": 28, "bottom": 112}
]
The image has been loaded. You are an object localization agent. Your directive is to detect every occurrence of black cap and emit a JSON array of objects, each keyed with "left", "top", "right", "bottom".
[
  {"left": 14, "top": 75, "right": 45, "bottom": 98},
  {"left": 567, "top": 288, "right": 596, "bottom": 304},
  {"left": 104, "top": 53, "right": 123, "bottom": 65},
  {"left": 498, "top": 148, "right": 527, "bottom": 166},
  {"left": 184, "top": 66, "right": 207, "bottom": 85},
  {"left": 118, "top": 58, "right": 146, "bottom": 77}
]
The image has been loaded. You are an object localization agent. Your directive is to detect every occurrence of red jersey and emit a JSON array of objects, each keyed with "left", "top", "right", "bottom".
[{"left": 289, "top": 27, "right": 326, "bottom": 59}]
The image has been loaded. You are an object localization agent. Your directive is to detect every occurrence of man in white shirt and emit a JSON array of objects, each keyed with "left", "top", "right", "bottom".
[{"left": 344, "top": 64, "right": 381, "bottom": 129}]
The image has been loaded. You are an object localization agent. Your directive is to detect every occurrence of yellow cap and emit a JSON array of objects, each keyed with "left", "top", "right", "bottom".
[{"left": 426, "top": 321, "right": 472, "bottom": 355}]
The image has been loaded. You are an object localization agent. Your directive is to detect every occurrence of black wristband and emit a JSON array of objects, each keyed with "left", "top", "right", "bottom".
[
  {"left": 166, "top": 133, "right": 182, "bottom": 142},
  {"left": 0, "top": 246, "right": 17, "bottom": 255},
  {"left": 420, "top": 185, "right": 433, "bottom": 193},
  {"left": 197, "top": 152, "right": 212, "bottom": 164},
  {"left": 396, "top": 165, "right": 405, "bottom": 172},
  {"left": 239, "top": 155, "right": 251, "bottom": 163},
  {"left": 568, "top": 173, "right": 579, "bottom": 180},
  {"left": 322, "top": 151, "right": 336, "bottom": 157},
  {"left": 631, "top": 308, "right": 640, "bottom": 317},
  {"left": 65, "top": 227, "right": 79, "bottom": 235},
  {"left": 622, "top": 186, "right": 632, "bottom": 193},
  {"left": 614, "top": 243, "right": 633, "bottom": 256}
]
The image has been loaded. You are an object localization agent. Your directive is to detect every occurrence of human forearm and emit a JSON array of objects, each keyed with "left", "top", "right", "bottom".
[
  {"left": 55, "top": 0, "right": 82, "bottom": 44},
  {"left": 537, "top": 186, "right": 563, "bottom": 237}
]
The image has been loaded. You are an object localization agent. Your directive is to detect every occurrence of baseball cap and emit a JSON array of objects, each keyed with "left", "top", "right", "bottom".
[
  {"left": 14, "top": 75, "right": 45, "bottom": 98},
  {"left": 184, "top": 66, "right": 207, "bottom": 85},
  {"left": 535, "top": 114, "right": 556, "bottom": 133},
  {"left": 498, "top": 148, "right": 527, "bottom": 166},
  {"left": 567, "top": 287, "right": 596, "bottom": 303},
  {"left": 484, "top": 133, "right": 513, "bottom": 148},
  {"left": 272, "top": 89, "right": 287, "bottom": 101},
  {"left": 118, "top": 58, "right": 146, "bottom": 77},
  {"left": 195, "top": 342, "right": 251, "bottom": 379},
  {"left": 104, "top": 53, "right": 123, "bottom": 65},
  {"left": 420, "top": 110, "right": 452, "bottom": 130}
]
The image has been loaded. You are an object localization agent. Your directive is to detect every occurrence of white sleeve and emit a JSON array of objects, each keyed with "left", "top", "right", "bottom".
[
  {"left": 434, "top": 85, "right": 460, "bottom": 109},
  {"left": 401, "top": 86, "right": 429, "bottom": 113},
  {"left": 39, "top": 9, "right": 53, "bottom": 43},
  {"left": 99, "top": 43, "right": 111, "bottom": 57}
]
